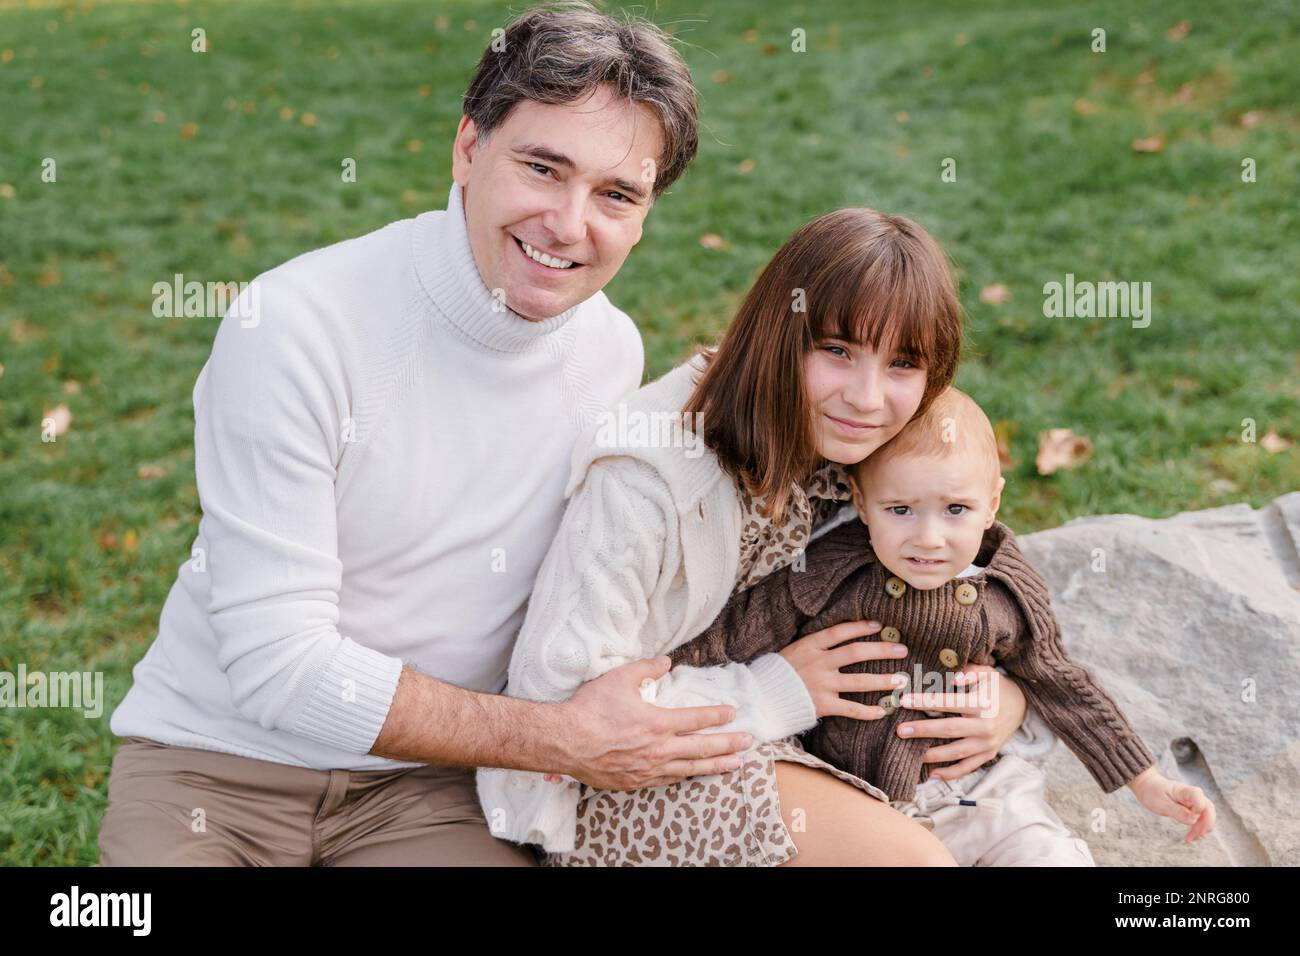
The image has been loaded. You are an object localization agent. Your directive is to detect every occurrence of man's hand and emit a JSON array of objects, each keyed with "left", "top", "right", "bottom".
[{"left": 543, "top": 657, "right": 754, "bottom": 791}]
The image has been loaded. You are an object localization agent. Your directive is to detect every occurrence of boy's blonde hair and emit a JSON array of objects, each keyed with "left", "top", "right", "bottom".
[{"left": 852, "top": 386, "right": 1002, "bottom": 497}]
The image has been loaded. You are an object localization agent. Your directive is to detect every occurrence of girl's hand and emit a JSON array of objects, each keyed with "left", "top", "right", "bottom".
[
  {"left": 778, "top": 620, "right": 912, "bottom": 720},
  {"left": 895, "top": 664, "right": 1028, "bottom": 780},
  {"left": 1129, "top": 767, "right": 1217, "bottom": 843}
]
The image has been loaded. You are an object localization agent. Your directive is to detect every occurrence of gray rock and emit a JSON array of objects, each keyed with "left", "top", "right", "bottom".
[{"left": 1016, "top": 491, "right": 1300, "bottom": 866}]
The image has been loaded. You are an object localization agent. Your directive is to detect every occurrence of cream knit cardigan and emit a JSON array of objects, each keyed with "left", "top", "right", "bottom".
[{"left": 475, "top": 354, "right": 820, "bottom": 852}]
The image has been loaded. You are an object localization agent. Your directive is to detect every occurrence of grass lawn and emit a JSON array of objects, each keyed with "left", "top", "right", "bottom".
[{"left": 0, "top": 0, "right": 1296, "bottom": 864}]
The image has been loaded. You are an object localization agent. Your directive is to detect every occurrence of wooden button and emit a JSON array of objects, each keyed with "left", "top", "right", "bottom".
[
  {"left": 885, "top": 576, "right": 907, "bottom": 599},
  {"left": 879, "top": 694, "right": 898, "bottom": 715},
  {"left": 954, "top": 582, "right": 978, "bottom": 605},
  {"left": 939, "top": 648, "right": 959, "bottom": 668}
]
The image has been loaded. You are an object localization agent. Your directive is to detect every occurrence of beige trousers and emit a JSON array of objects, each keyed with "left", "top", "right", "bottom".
[
  {"left": 98, "top": 736, "right": 538, "bottom": 866},
  {"left": 891, "top": 753, "right": 1096, "bottom": 866}
]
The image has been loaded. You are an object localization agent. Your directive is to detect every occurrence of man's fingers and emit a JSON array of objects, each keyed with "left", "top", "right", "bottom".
[
  {"left": 613, "top": 655, "right": 672, "bottom": 682},
  {"left": 655, "top": 756, "right": 746, "bottom": 781},
  {"left": 661, "top": 731, "right": 752, "bottom": 762},
  {"left": 660, "top": 703, "right": 738, "bottom": 734}
]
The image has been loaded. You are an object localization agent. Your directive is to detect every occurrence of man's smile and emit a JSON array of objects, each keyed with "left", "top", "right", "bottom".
[{"left": 512, "top": 235, "right": 584, "bottom": 270}]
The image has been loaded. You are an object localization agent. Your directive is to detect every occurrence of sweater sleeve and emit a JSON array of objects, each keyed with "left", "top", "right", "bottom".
[
  {"left": 476, "top": 457, "right": 815, "bottom": 853},
  {"left": 991, "top": 587, "right": 1156, "bottom": 792},
  {"left": 194, "top": 276, "right": 403, "bottom": 754},
  {"left": 668, "top": 565, "right": 802, "bottom": 668}
]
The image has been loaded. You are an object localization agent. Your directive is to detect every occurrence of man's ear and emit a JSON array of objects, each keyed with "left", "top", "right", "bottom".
[{"left": 451, "top": 115, "right": 479, "bottom": 187}]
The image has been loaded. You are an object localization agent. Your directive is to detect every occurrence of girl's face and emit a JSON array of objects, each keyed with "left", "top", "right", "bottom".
[{"left": 803, "top": 337, "right": 927, "bottom": 465}]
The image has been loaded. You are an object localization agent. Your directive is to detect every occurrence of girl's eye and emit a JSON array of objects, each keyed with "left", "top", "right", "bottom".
[
  {"left": 947, "top": 504, "right": 968, "bottom": 516},
  {"left": 891, "top": 358, "right": 917, "bottom": 369},
  {"left": 824, "top": 344, "right": 850, "bottom": 358}
]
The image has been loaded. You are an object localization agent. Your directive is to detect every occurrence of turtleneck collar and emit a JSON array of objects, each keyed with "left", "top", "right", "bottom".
[{"left": 410, "top": 181, "right": 582, "bottom": 353}]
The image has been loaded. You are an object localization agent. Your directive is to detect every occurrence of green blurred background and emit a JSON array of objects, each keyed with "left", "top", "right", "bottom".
[{"left": 0, "top": 0, "right": 1296, "bottom": 863}]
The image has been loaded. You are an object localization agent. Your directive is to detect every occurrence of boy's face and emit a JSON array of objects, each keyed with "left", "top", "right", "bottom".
[
  {"left": 451, "top": 84, "right": 662, "bottom": 321},
  {"left": 851, "top": 452, "right": 1005, "bottom": 590}
]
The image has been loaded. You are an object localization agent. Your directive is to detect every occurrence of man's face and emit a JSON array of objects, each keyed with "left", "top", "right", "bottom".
[
  {"left": 851, "top": 452, "right": 1004, "bottom": 590},
  {"left": 451, "top": 84, "right": 663, "bottom": 321},
  {"left": 803, "top": 339, "right": 928, "bottom": 465}
]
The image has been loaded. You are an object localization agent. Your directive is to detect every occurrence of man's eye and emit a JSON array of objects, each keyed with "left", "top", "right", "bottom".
[
  {"left": 528, "top": 163, "right": 552, "bottom": 177},
  {"left": 607, "top": 191, "right": 629, "bottom": 203}
]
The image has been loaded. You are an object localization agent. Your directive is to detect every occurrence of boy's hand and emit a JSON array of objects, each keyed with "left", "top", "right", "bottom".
[{"left": 1128, "top": 767, "right": 1216, "bottom": 844}]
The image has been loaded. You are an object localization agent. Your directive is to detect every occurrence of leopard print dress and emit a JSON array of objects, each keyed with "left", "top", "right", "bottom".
[{"left": 539, "top": 460, "right": 892, "bottom": 866}]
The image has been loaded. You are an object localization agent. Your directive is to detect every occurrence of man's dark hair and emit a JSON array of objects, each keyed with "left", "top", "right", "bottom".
[{"left": 462, "top": 1, "right": 699, "bottom": 201}]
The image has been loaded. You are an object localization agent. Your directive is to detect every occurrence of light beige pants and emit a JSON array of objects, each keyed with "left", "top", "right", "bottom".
[
  {"left": 890, "top": 753, "right": 1096, "bottom": 866},
  {"left": 98, "top": 736, "right": 538, "bottom": 866}
]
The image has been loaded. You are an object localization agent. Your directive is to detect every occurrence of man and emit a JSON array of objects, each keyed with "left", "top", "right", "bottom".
[{"left": 99, "top": 1, "right": 754, "bottom": 867}]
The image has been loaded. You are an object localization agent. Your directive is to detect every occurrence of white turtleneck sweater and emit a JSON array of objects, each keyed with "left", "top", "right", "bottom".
[{"left": 109, "top": 183, "right": 645, "bottom": 770}]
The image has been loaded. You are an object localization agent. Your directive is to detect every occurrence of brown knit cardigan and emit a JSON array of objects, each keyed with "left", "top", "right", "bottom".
[{"left": 670, "top": 517, "right": 1156, "bottom": 802}]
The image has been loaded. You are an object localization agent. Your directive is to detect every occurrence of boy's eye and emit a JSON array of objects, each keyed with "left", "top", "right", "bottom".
[
  {"left": 889, "top": 505, "right": 910, "bottom": 516},
  {"left": 947, "top": 504, "right": 968, "bottom": 516}
]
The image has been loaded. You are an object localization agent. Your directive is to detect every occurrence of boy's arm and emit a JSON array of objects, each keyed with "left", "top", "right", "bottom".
[
  {"left": 668, "top": 563, "right": 803, "bottom": 668},
  {"left": 990, "top": 583, "right": 1156, "bottom": 793}
]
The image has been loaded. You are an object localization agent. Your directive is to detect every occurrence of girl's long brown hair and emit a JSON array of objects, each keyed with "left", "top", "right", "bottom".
[{"left": 682, "top": 207, "right": 965, "bottom": 524}]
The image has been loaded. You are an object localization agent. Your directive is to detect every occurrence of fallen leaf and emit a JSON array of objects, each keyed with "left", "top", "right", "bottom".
[
  {"left": 1175, "top": 83, "right": 1194, "bottom": 104},
  {"left": 62, "top": 379, "right": 80, "bottom": 394},
  {"left": 699, "top": 233, "right": 730, "bottom": 251},
  {"left": 741, "top": 28, "right": 758, "bottom": 42},
  {"left": 122, "top": 529, "right": 138, "bottom": 553},
  {"left": 1239, "top": 111, "right": 1262, "bottom": 128},
  {"left": 711, "top": 69, "right": 732, "bottom": 84},
  {"left": 0, "top": 183, "right": 14, "bottom": 199},
  {"left": 736, "top": 158, "right": 755, "bottom": 174},
  {"left": 980, "top": 283, "right": 1011, "bottom": 305},
  {"left": 43, "top": 402, "right": 72, "bottom": 437},
  {"left": 993, "top": 420, "right": 1017, "bottom": 470},
  {"left": 180, "top": 121, "right": 198, "bottom": 140},
  {"left": 954, "top": 33, "right": 968, "bottom": 46},
  {"left": 300, "top": 112, "right": 317, "bottom": 127},
  {"left": 895, "top": 111, "right": 909, "bottom": 123},
  {"left": 1036, "top": 428, "right": 1092, "bottom": 475},
  {"left": 1167, "top": 20, "right": 1192, "bottom": 41},
  {"left": 98, "top": 531, "right": 118, "bottom": 552},
  {"left": 279, "top": 106, "right": 294, "bottom": 121},
  {"left": 1073, "top": 98, "right": 1099, "bottom": 115},
  {"left": 1131, "top": 135, "right": 1166, "bottom": 153},
  {"left": 761, "top": 43, "right": 777, "bottom": 56},
  {"left": 1260, "top": 430, "right": 1292, "bottom": 453},
  {"left": 137, "top": 463, "right": 167, "bottom": 479}
]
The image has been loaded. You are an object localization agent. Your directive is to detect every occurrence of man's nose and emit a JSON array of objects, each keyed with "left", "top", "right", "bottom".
[{"left": 541, "top": 188, "right": 588, "bottom": 247}]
